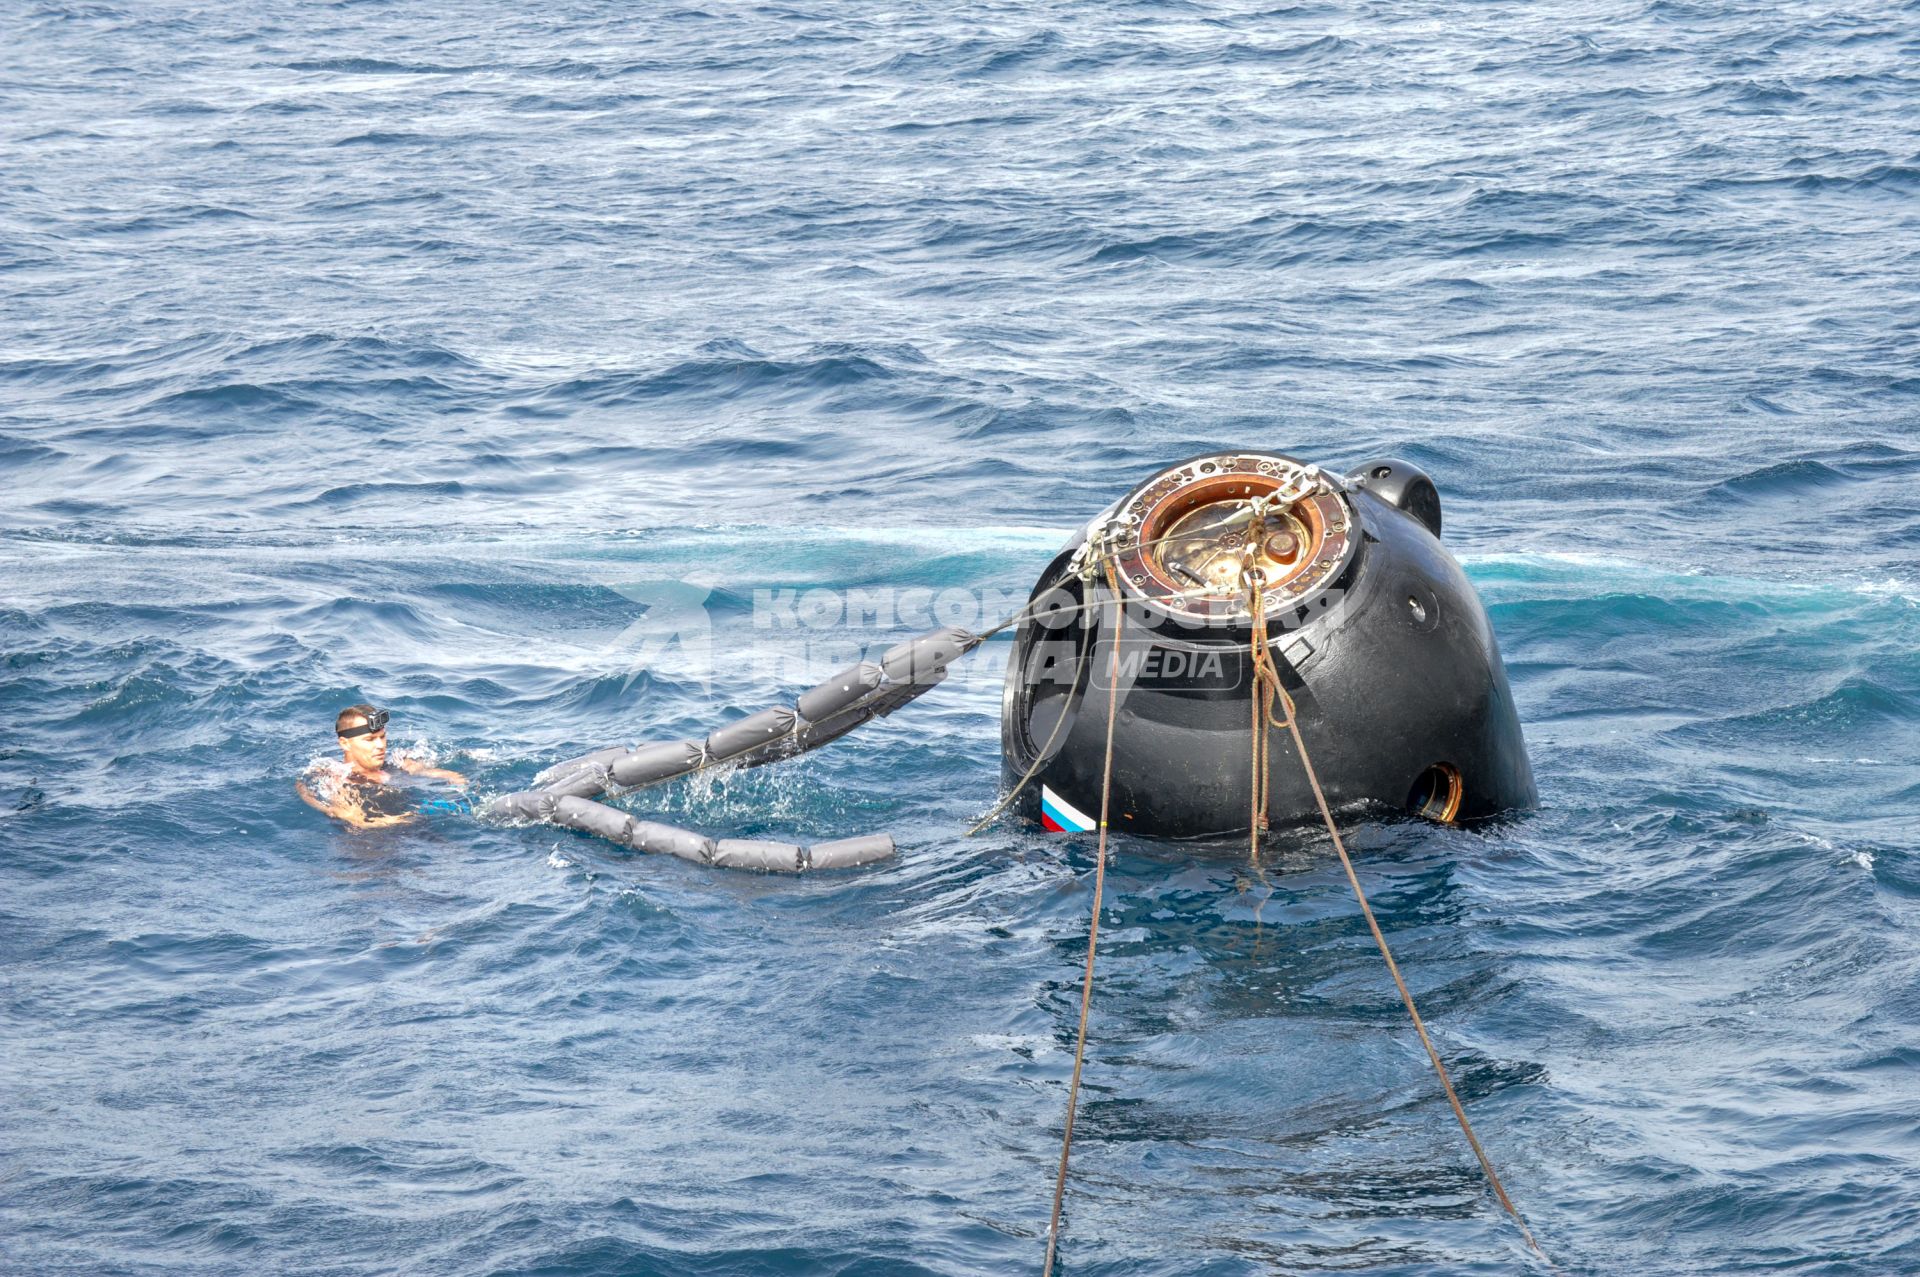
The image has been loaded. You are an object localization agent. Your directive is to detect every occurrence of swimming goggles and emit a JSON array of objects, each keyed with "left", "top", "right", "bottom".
[{"left": 338, "top": 708, "right": 390, "bottom": 739}]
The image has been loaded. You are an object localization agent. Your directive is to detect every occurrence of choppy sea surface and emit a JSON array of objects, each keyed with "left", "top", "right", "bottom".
[{"left": 4, "top": 2, "right": 1919, "bottom": 1273}]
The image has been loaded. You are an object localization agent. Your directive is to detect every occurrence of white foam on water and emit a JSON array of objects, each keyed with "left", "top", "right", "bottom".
[
  {"left": 1465, "top": 552, "right": 1920, "bottom": 617},
  {"left": 1792, "top": 829, "right": 1875, "bottom": 872},
  {"left": 1460, "top": 549, "right": 1671, "bottom": 572},
  {"left": 1853, "top": 577, "right": 1920, "bottom": 607},
  {"left": 596, "top": 523, "right": 1071, "bottom": 553}
]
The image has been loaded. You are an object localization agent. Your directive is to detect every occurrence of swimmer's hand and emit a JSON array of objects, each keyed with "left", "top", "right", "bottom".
[
  {"left": 296, "top": 779, "right": 419, "bottom": 830},
  {"left": 396, "top": 757, "right": 468, "bottom": 786}
]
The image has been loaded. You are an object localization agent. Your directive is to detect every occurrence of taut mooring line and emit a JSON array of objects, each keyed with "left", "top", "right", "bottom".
[
  {"left": 1248, "top": 573, "right": 1551, "bottom": 1265},
  {"left": 1040, "top": 558, "right": 1124, "bottom": 1277}
]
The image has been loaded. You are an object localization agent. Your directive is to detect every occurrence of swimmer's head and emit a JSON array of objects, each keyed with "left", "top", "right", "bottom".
[{"left": 335, "top": 703, "right": 390, "bottom": 773}]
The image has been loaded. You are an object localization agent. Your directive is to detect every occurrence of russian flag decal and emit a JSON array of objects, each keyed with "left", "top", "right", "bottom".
[{"left": 1039, "top": 785, "right": 1096, "bottom": 833}]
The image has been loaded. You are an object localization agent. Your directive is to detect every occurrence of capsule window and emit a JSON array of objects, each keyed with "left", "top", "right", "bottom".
[{"left": 1407, "top": 763, "right": 1463, "bottom": 824}]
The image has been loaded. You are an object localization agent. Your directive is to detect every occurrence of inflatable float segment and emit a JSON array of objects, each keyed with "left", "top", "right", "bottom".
[{"left": 486, "top": 626, "right": 980, "bottom": 870}]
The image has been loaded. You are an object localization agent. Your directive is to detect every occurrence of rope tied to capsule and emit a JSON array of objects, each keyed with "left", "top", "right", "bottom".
[
  {"left": 1245, "top": 563, "right": 1294, "bottom": 861},
  {"left": 1243, "top": 566, "right": 1552, "bottom": 1266},
  {"left": 1040, "top": 555, "right": 1125, "bottom": 1277},
  {"left": 1034, "top": 503, "right": 1552, "bottom": 1272}
]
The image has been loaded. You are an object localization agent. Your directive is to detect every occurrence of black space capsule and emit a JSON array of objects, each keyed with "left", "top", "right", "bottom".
[{"left": 1000, "top": 450, "right": 1537, "bottom": 837}]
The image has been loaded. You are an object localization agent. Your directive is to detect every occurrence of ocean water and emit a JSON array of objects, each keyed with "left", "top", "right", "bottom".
[{"left": 4, "top": 1, "right": 1919, "bottom": 1273}]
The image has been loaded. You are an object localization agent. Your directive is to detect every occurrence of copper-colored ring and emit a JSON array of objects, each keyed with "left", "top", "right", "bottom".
[
  {"left": 1138, "top": 474, "right": 1326, "bottom": 595},
  {"left": 1110, "top": 455, "right": 1356, "bottom": 622},
  {"left": 1412, "top": 763, "right": 1464, "bottom": 823}
]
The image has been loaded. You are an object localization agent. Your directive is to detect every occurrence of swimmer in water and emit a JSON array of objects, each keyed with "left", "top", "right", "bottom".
[{"left": 296, "top": 703, "right": 470, "bottom": 829}]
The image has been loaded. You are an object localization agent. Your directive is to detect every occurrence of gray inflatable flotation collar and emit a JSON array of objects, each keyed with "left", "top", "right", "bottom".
[{"left": 486, "top": 626, "right": 979, "bottom": 871}]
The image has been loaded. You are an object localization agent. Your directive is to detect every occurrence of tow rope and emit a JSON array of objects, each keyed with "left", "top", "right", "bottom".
[
  {"left": 1249, "top": 568, "right": 1549, "bottom": 1265},
  {"left": 1036, "top": 540, "right": 1552, "bottom": 1274},
  {"left": 1040, "top": 557, "right": 1124, "bottom": 1277}
]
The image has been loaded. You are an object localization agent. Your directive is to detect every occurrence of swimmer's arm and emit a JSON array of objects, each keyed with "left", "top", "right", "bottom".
[
  {"left": 351, "top": 810, "right": 418, "bottom": 829},
  {"left": 396, "top": 756, "right": 468, "bottom": 786},
  {"left": 296, "top": 780, "right": 417, "bottom": 830}
]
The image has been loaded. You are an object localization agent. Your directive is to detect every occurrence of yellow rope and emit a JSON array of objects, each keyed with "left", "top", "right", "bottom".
[
  {"left": 1245, "top": 570, "right": 1301, "bottom": 859},
  {"left": 1041, "top": 558, "right": 1124, "bottom": 1277},
  {"left": 1250, "top": 611, "right": 1264, "bottom": 859}
]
